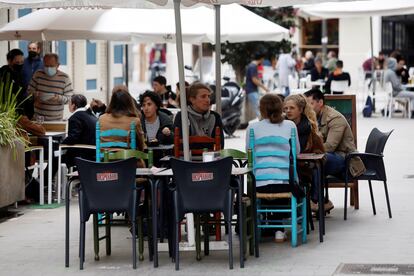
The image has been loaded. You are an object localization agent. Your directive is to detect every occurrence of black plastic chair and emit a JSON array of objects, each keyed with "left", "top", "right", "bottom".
[
  {"left": 75, "top": 157, "right": 140, "bottom": 270},
  {"left": 343, "top": 128, "right": 393, "bottom": 220},
  {"left": 170, "top": 157, "right": 235, "bottom": 270}
]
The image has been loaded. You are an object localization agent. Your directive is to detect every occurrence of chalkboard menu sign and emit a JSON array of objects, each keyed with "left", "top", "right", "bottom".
[{"left": 324, "top": 95, "right": 357, "bottom": 146}]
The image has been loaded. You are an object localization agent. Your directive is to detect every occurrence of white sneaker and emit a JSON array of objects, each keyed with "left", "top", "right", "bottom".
[{"left": 274, "top": 231, "right": 286, "bottom": 243}]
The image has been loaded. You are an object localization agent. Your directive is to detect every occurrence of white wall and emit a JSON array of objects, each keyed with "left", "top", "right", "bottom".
[
  {"left": 339, "top": 16, "right": 382, "bottom": 93},
  {"left": 339, "top": 17, "right": 371, "bottom": 92},
  {"left": 165, "top": 42, "right": 193, "bottom": 88}
]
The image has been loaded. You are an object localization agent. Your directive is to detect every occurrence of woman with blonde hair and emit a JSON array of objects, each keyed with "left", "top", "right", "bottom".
[
  {"left": 284, "top": 94, "right": 331, "bottom": 212},
  {"left": 284, "top": 94, "right": 323, "bottom": 154}
]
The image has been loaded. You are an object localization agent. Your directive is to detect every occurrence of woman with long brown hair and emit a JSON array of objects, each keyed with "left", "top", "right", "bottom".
[{"left": 99, "top": 85, "right": 145, "bottom": 153}]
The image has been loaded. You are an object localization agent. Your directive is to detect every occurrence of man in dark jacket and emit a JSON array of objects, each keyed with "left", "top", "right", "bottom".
[
  {"left": 325, "top": 60, "right": 351, "bottom": 94},
  {"left": 0, "top": 48, "right": 28, "bottom": 115},
  {"left": 23, "top": 42, "right": 43, "bottom": 89},
  {"left": 62, "top": 94, "right": 97, "bottom": 167}
]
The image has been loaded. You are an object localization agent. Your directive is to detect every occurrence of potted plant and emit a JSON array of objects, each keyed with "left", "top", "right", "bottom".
[{"left": 0, "top": 74, "right": 27, "bottom": 208}]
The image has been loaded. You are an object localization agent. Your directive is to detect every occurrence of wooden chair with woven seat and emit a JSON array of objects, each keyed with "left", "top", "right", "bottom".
[{"left": 249, "top": 128, "right": 307, "bottom": 247}]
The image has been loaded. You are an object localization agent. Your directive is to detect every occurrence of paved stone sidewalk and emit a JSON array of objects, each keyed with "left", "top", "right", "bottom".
[{"left": 0, "top": 116, "right": 413, "bottom": 276}]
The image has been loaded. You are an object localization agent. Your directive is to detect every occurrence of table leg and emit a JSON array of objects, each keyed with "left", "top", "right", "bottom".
[
  {"left": 315, "top": 163, "right": 324, "bottom": 243},
  {"left": 39, "top": 149, "right": 44, "bottom": 205},
  {"left": 320, "top": 162, "right": 326, "bottom": 236},
  {"left": 237, "top": 176, "right": 244, "bottom": 268},
  {"left": 65, "top": 178, "right": 71, "bottom": 267},
  {"left": 151, "top": 178, "right": 159, "bottom": 268},
  {"left": 57, "top": 147, "right": 62, "bottom": 204},
  {"left": 48, "top": 136, "right": 53, "bottom": 204}
]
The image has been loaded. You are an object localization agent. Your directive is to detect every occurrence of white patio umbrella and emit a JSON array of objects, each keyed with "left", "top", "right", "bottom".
[
  {"left": 298, "top": 0, "right": 414, "bottom": 18},
  {"left": 0, "top": 5, "right": 288, "bottom": 44}
]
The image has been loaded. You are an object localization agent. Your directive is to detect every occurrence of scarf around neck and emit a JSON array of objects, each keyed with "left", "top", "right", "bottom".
[{"left": 187, "top": 105, "right": 216, "bottom": 137}]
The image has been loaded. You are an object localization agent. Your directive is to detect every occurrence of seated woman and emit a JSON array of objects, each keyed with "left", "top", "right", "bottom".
[
  {"left": 62, "top": 94, "right": 97, "bottom": 167},
  {"left": 139, "top": 91, "right": 174, "bottom": 145},
  {"left": 99, "top": 85, "right": 145, "bottom": 165},
  {"left": 174, "top": 82, "right": 224, "bottom": 151},
  {"left": 246, "top": 94, "right": 300, "bottom": 242},
  {"left": 284, "top": 94, "right": 330, "bottom": 211}
]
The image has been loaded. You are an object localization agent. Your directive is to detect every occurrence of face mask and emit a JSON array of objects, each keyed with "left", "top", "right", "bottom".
[
  {"left": 12, "top": 64, "right": 23, "bottom": 72},
  {"left": 45, "top": 66, "right": 57, "bottom": 77},
  {"left": 28, "top": 51, "right": 37, "bottom": 59}
]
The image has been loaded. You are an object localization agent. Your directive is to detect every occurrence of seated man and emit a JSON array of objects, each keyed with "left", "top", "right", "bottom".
[
  {"left": 152, "top": 75, "right": 177, "bottom": 108},
  {"left": 304, "top": 89, "right": 365, "bottom": 210},
  {"left": 384, "top": 57, "right": 414, "bottom": 117},
  {"left": 310, "top": 57, "right": 329, "bottom": 82},
  {"left": 62, "top": 94, "right": 97, "bottom": 168},
  {"left": 325, "top": 60, "right": 351, "bottom": 94}
]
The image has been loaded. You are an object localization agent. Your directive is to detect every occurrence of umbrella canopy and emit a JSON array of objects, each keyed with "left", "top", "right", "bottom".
[
  {"left": 0, "top": 0, "right": 366, "bottom": 8},
  {"left": 298, "top": 0, "right": 414, "bottom": 18},
  {"left": 0, "top": 5, "right": 289, "bottom": 43}
]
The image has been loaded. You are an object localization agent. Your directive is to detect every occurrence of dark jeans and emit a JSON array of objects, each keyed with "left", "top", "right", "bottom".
[{"left": 325, "top": 152, "right": 345, "bottom": 176}]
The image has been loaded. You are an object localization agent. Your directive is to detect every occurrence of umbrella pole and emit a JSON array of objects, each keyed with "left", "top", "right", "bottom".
[
  {"left": 125, "top": 44, "right": 129, "bottom": 87},
  {"left": 174, "top": 0, "right": 190, "bottom": 162},
  {"left": 106, "top": 40, "right": 111, "bottom": 105},
  {"left": 199, "top": 43, "right": 203, "bottom": 83},
  {"left": 370, "top": 16, "right": 376, "bottom": 112},
  {"left": 174, "top": 0, "right": 195, "bottom": 249},
  {"left": 215, "top": 5, "right": 222, "bottom": 116}
]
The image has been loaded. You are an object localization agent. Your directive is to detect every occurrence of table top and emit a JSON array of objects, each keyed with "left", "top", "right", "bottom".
[
  {"left": 44, "top": 131, "right": 66, "bottom": 136},
  {"left": 147, "top": 144, "right": 174, "bottom": 151},
  {"left": 297, "top": 153, "right": 325, "bottom": 161},
  {"left": 67, "top": 167, "right": 168, "bottom": 178},
  {"left": 153, "top": 167, "right": 252, "bottom": 177}
]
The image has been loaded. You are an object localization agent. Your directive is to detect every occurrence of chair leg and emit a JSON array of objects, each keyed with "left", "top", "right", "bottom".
[
  {"left": 247, "top": 202, "right": 254, "bottom": 256},
  {"left": 195, "top": 214, "right": 201, "bottom": 261},
  {"left": 242, "top": 202, "right": 248, "bottom": 260},
  {"left": 383, "top": 181, "right": 392, "bottom": 218},
  {"left": 132, "top": 220, "right": 137, "bottom": 269},
  {"left": 301, "top": 195, "right": 307, "bottom": 244},
  {"left": 93, "top": 214, "right": 100, "bottom": 261},
  {"left": 228, "top": 218, "right": 233, "bottom": 270},
  {"left": 254, "top": 198, "right": 259, "bottom": 258},
  {"left": 291, "top": 196, "right": 297, "bottom": 247},
  {"left": 175, "top": 221, "right": 180, "bottom": 271},
  {"left": 80, "top": 221, "right": 86, "bottom": 270},
  {"left": 105, "top": 214, "right": 111, "bottom": 256},
  {"left": 344, "top": 181, "right": 349, "bottom": 220},
  {"left": 202, "top": 214, "right": 210, "bottom": 256},
  {"left": 368, "top": 180, "right": 376, "bottom": 215},
  {"left": 137, "top": 215, "right": 144, "bottom": 261}
]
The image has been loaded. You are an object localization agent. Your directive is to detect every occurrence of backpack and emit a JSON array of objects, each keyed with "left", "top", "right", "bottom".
[{"left": 362, "top": 95, "right": 373, "bottom": 117}]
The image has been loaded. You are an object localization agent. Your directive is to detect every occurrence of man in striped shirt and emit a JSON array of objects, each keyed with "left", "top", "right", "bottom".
[{"left": 28, "top": 53, "right": 73, "bottom": 121}]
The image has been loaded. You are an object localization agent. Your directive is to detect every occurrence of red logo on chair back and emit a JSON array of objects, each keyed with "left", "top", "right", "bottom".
[
  {"left": 96, "top": 172, "right": 118, "bottom": 182},
  {"left": 192, "top": 172, "right": 214, "bottom": 182}
]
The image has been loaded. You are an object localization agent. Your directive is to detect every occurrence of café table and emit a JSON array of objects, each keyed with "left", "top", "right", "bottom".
[
  {"left": 297, "top": 153, "right": 326, "bottom": 242},
  {"left": 36, "top": 131, "right": 66, "bottom": 204}
]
